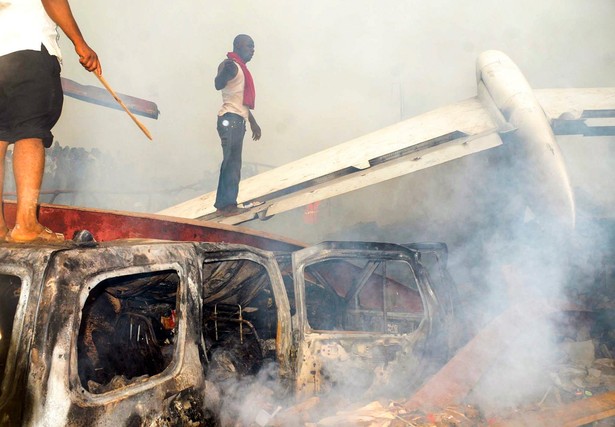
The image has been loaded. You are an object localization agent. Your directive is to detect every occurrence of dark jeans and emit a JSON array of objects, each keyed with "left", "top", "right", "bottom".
[{"left": 214, "top": 113, "right": 246, "bottom": 209}]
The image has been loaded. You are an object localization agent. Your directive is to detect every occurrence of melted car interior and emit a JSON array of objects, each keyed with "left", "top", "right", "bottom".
[{"left": 77, "top": 269, "right": 179, "bottom": 394}]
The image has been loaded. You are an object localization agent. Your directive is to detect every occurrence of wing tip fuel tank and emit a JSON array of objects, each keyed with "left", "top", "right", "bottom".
[{"left": 476, "top": 50, "right": 576, "bottom": 230}]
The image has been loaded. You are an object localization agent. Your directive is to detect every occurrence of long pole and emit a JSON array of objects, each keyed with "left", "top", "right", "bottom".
[{"left": 95, "top": 73, "right": 153, "bottom": 140}]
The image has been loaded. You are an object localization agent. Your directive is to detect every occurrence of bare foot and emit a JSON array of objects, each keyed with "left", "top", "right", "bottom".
[
  {"left": 6, "top": 225, "right": 64, "bottom": 243},
  {"left": 0, "top": 226, "right": 8, "bottom": 241}
]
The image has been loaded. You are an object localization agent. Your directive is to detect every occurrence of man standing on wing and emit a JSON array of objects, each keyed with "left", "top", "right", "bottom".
[
  {"left": 214, "top": 34, "right": 261, "bottom": 217},
  {"left": 0, "top": 0, "right": 101, "bottom": 242}
]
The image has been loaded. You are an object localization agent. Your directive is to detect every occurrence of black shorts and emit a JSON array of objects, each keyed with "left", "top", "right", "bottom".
[{"left": 0, "top": 45, "right": 63, "bottom": 148}]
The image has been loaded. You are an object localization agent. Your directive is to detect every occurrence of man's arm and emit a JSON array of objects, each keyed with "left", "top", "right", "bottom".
[
  {"left": 41, "top": 0, "right": 101, "bottom": 75},
  {"left": 214, "top": 59, "right": 238, "bottom": 90},
  {"left": 248, "top": 111, "right": 261, "bottom": 141}
]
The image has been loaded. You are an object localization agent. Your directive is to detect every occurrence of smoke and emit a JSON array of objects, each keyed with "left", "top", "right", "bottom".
[
  {"left": 206, "top": 361, "right": 290, "bottom": 427},
  {"left": 246, "top": 136, "right": 612, "bottom": 419},
  {"left": 206, "top": 353, "right": 421, "bottom": 426},
  {"left": 38, "top": 0, "right": 615, "bottom": 421}
]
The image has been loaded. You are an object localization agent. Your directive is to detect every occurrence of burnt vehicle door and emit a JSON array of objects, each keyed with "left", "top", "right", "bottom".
[
  {"left": 402, "top": 242, "right": 467, "bottom": 355},
  {"left": 0, "top": 246, "right": 59, "bottom": 426},
  {"left": 195, "top": 244, "right": 293, "bottom": 393},
  {"left": 9, "top": 241, "right": 208, "bottom": 426},
  {"left": 291, "top": 241, "right": 461, "bottom": 400}
]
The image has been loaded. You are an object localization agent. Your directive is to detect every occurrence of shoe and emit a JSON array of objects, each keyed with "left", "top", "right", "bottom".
[
  {"left": 215, "top": 206, "right": 236, "bottom": 217},
  {"left": 216, "top": 205, "right": 248, "bottom": 217},
  {"left": 5, "top": 227, "right": 65, "bottom": 243}
]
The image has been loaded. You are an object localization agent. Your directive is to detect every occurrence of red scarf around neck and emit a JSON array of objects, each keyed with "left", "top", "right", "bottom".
[{"left": 227, "top": 52, "right": 255, "bottom": 109}]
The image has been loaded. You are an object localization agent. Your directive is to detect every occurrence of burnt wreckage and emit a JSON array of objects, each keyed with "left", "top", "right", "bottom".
[{"left": 0, "top": 235, "right": 463, "bottom": 426}]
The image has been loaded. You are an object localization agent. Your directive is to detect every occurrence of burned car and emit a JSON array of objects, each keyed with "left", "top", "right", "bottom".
[{"left": 0, "top": 238, "right": 463, "bottom": 425}]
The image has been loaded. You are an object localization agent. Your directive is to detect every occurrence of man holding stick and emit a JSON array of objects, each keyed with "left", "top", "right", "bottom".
[{"left": 0, "top": 0, "right": 101, "bottom": 242}]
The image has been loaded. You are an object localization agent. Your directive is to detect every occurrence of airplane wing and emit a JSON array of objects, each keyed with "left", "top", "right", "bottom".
[
  {"left": 535, "top": 88, "right": 615, "bottom": 136},
  {"left": 158, "top": 97, "right": 505, "bottom": 222},
  {"left": 158, "top": 51, "right": 614, "bottom": 226}
]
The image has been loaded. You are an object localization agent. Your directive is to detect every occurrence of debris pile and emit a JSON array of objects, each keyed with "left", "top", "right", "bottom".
[
  {"left": 302, "top": 401, "right": 486, "bottom": 427},
  {"left": 260, "top": 292, "right": 615, "bottom": 427}
]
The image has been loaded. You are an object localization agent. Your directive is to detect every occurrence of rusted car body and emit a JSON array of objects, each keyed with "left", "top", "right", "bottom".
[{"left": 0, "top": 234, "right": 463, "bottom": 426}]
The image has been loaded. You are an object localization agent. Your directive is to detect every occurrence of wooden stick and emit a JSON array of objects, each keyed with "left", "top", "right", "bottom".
[{"left": 94, "top": 73, "right": 153, "bottom": 140}]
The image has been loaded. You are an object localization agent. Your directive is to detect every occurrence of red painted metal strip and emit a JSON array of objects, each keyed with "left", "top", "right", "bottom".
[{"left": 1, "top": 201, "right": 304, "bottom": 252}]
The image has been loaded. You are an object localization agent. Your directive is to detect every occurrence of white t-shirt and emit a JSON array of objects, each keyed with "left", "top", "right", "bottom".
[
  {"left": 0, "top": 0, "right": 61, "bottom": 59},
  {"left": 218, "top": 65, "right": 249, "bottom": 120}
]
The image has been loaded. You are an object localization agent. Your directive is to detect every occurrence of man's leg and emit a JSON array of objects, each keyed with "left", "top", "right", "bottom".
[
  {"left": 215, "top": 115, "right": 246, "bottom": 210},
  {"left": 0, "top": 141, "right": 8, "bottom": 239},
  {"left": 214, "top": 138, "right": 232, "bottom": 210},
  {"left": 223, "top": 130, "right": 244, "bottom": 206},
  {"left": 9, "top": 137, "right": 63, "bottom": 242}
]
